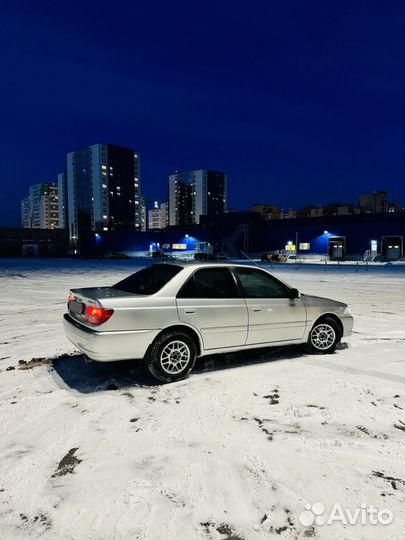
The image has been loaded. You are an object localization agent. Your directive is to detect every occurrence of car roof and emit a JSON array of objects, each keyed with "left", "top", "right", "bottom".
[{"left": 153, "top": 261, "right": 263, "bottom": 271}]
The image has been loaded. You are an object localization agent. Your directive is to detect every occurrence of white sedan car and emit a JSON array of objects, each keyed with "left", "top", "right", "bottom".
[{"left": 63, "top": 263, "right": 353, "bottom": 383}]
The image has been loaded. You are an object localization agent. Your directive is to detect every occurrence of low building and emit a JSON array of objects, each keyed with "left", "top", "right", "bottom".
[
  {"left": 310, "top": 204, "right": 360, "bottom": 217},
  {"left": 360, "top": 191, "right": 388, "bottom": 213},
  {"left": 148, "top": 201, "right": 168, "bottom": 230},
  {"left": 0, "top": 227, "right": 69, "bottom": 257},
  {"left": 250, "top": 204, "right": 282, "bottom": 220}
]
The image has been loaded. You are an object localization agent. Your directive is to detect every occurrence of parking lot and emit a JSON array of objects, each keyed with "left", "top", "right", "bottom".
[{"left": 0, "top": 259, "right": 404, "bottom": 540}]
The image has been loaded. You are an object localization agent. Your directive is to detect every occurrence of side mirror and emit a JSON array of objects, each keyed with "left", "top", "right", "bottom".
[{"left": 289, "top": 288, "right": 300, "bottom": 299}]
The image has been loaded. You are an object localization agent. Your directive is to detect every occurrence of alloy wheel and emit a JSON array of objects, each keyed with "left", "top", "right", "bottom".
[
  {"left": 160, "top": 340, "right": 191, "bottom": 374},
  {"left": 311, "top": 323, "right": 336, "bottom": 350}
]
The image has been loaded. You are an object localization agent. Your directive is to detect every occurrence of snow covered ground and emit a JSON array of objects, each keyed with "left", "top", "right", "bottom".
[{"left": 0, "top": 258, "right": 404, "bottom": 540}]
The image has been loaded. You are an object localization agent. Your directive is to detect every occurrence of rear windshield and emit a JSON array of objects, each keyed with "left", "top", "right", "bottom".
[{"left": 112, "top": 264, "right": 182, "bottom": 295}]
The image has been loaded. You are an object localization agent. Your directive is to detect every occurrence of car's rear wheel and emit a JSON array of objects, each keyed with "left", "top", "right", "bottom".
[
  {"left": 308, "top": 317, "right": 341, "bottom": 354},
  {"left": 144, "top": 330, "right": 197, "bottom": 383}
]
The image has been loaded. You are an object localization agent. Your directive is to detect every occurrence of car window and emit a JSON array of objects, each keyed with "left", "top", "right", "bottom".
[
  {"left": 178, "top": 268, "right": 239, "bottom": 298},
  {"left": 235, "top": 268, "right": 289, "bottom": 298},
  {"left": 177, "top": 275, "right": 199, "bottom": 298},
  {"left": 113, "top": 264, "right": 182, "bottom": 295}
]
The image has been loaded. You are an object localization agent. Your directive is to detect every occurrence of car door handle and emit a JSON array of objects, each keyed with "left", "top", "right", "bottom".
[
  {"left": 184, "top": 309, "right": 196, "bottom": 314},
  {"left": 251, "top": 308, "right": 262, "bottom": 312}
]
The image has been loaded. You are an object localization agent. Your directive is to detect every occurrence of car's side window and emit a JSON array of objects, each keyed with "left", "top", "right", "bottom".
[
  {"left": 235, "top": 268, "right": 289, "bottom": 298},
  {"left": 177, "top": 275, "right": 199, "bottom": 298},
  {"left": 178, "top": 268, "right": 239, "bottom": 299}
]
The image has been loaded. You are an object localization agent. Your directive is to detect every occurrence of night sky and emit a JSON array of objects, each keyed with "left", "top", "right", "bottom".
[{"left": 0, "top": 0, "right": 403, "bottom": 226}]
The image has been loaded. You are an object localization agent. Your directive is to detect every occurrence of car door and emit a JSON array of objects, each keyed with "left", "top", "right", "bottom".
[
  {"left": 234, "top": 267, "right": 307, "bottom": 345},
  {"left": 176, "top": 267, "right": 248, "bottom": 350}
]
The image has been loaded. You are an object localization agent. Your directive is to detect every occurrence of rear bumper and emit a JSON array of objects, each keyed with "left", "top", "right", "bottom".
[{"left": 63, "top": 314, "right": 158, "bottom": 362}]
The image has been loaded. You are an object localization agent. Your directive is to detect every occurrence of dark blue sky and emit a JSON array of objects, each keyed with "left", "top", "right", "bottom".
[{"left": 0, "top": 0, "right": 403, "bottom": 226}]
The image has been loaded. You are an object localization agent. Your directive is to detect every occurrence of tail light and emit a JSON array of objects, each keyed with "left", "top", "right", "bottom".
[{"left": 85, "top": 306, "right": 114, "bottom": 326}]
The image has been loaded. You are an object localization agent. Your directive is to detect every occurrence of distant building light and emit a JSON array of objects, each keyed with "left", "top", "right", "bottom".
[
  {"left": 101, "top": 165, "right": 107, "bottom": 170},
  {"left": 323, "top": 230, "right": 328, "bottom": 234}
]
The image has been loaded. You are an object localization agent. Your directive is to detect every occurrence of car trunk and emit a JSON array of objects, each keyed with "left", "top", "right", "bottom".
[{"left": 67, "top": 287, "right": 135, "bottom": 327}]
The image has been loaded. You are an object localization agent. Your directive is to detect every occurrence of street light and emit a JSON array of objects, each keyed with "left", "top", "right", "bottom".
[{"left": 323, "top": 231, "right": 329, "bottom": 259}]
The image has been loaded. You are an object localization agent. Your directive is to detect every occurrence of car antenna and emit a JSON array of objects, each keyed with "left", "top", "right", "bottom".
[{"left": 239, "top": 250, "right": 270, "bottom": 269}]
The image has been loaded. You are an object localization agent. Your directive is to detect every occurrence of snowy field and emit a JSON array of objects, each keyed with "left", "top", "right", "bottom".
[{"left": 0, "top": 258, "right": 404, "bottom": 540}]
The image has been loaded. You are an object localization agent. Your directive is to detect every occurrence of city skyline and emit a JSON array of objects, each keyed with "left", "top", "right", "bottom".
[{"left": 1, "top": 1, "right": 404, "bottom": 227}]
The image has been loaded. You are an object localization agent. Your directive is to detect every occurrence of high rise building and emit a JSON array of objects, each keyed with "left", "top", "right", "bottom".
[
  {"left": 21, "top": 183, "right": 59, "bottom": 229},
  {"left": 168, "top": 169, "right": 227, "bottom": 227},
  {"left": 66, "top": 144, "right": 141, "bottom": 244},
  {"left": 140, "top": 196, "right": 147, "bottom": 232},
  {"left": 21, "top": 197, "right": 31, "bottom": 228},
  {"left": 148, "top": 201, "right": 169, "bottom": 230},
  {"left": 57, "top": 172, "right": 68, "bottom": 229}
]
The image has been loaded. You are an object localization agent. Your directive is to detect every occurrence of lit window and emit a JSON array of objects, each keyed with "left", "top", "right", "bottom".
[
  {"left": 103, "top": 214, "right": 108, "bottom": 219},
  {"left": 102, "top": 184, "right": 107, "bottom": 188},
  {"left": 135, "top": 201, "right": 139, "bottom": 205},
  {"left": 102, "top": 172, "right": 107, "bottom": 176},
  {"left": 101, "top": 165, "right": 107, "bottom": 170},
  {"left": 103, "top": 227, "right": 108, "bottom": 231}
]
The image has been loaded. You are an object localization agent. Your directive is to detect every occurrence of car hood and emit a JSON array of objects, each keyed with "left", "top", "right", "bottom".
[{"left": 301, "top": 293, "right": 347, "bottom": 309}]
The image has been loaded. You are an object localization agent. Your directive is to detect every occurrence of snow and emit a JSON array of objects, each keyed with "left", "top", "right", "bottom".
[{"left": 0, "top": 258, "right": 404, "bottom": 540}]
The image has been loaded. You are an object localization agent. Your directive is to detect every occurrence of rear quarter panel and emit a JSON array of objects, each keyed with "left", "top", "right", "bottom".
[{"left": 99, "top": 296, "right": 180, "bottom": 332}]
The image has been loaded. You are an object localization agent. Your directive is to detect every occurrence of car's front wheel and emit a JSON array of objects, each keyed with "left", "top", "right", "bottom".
[
  {"left": 144, "top": 331, "right": 197, "bottom": 383},
  {"left": 308, "top": 317, "right": 341, "bottom": 354}
]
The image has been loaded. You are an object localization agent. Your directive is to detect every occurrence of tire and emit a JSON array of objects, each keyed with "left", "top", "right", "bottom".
[
  {"left": 307, "top": 316, "right": 341, "bottom": 354},
  {"left": 144, "top": 330, "right": 197, "bottom": 383}
]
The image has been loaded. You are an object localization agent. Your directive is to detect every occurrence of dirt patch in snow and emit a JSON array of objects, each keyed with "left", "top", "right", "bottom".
[
  {"left": 201, "top": 521, "right": 245, "bottom": 540},
  {"left": 52, "top": 448, "right": 82, "bottom": 478},
  {"left": 18, "top": 357, "right": 52, "bottom": 370},
  {"left": 20, "top": 512, "right": 52, "bottom": 531},
  {"left": 372, "top": 470, "right": 405, "bottom": 491}
]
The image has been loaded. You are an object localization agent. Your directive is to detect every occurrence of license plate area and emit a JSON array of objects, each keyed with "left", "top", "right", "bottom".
[{"left": 69, "top": 300, "right": 84, "bottom": 315}]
